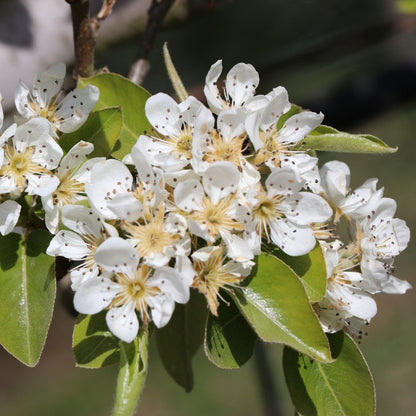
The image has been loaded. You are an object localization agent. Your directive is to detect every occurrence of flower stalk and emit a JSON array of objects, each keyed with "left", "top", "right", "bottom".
[{"left": 112, "top": 329, "right": 149, "bottom": 416}]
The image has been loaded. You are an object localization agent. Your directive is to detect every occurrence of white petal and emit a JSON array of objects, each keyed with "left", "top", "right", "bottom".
[
  {"left": 174, "top": 179, "right": 204, "bottom": 212},
  {"left": 145, "top": 93, "right": 181, "bottom": 137},
  {"left": 55, "top": 85, "right": 100, "bottom": 133},
  {"left": 74, "top": 276, "right": 119, "bottom": 314},
  {"left": 320, "top": 160, "right": 350, "bottom": 204},
  {"left": 26, "top": 174, "right": 60, "bottom": 197},
  {"left": 14, "top": 81, "right": 37, "bottom": 119},
  {"left": 381, "top": 275, "right": 412, "bottom": 294},
  {"left": 225, "top": 62, "right": 259, "bottom": 108},
  {"left": 278, "top": 111, "right": 324, "bottom": 145},
  {"left": 106, "top": 303, "right": 139, "bottom": 343},
  {"left": 148, "top": 294, "right": 175, "bottom": 328},
  {"left": 217, "top": 108, "right": 246, "bottom": 141},
  {"left": 270, "top": 219, "right": 316, "bottom": 256},
  {"left": 107, "top": 193, "right": 144, "bottom": 222},
  {"left": 95, "top": 237, "right": 139, "bottom": 276},
  {"left": 204, "top": 60, "right": 224, "bottom": 114},
  {"left": 283, "top": 192, "right": 332, "bottom": 225},
  {"left": 46, "top": 230, "right": 89, "bottom": 259},
  {"left": 221, "top": 231, "right": 254, "bottom": 261},
  {"left": 150, "top": 266, "right": 190, "bottom": 304},
  {"left": 0, "top": 200, "right": 21, "bottom": 235},
  {"left": 32, "top": 62, "right": 66, "bottom": 108},
  {"left": 265, "top": 168, "right": 302, "bottom": 196},
  {"left": 259, "top": 87, "right": 290, "bottom": 132},
  {"left": 56, "top": 141, "right": 94, "bottom": 178},
  {"left": 202, "top": 162, "right": 240, "bottom": 204},
  {"left": 61, "top": 204, "right": 103, "bottom": 236},
  {"left": 174, "top": 255, "right": 196, "bottom": 287},
  {"left": 178, "top": 95, "right": 206, "bottom": 127}
]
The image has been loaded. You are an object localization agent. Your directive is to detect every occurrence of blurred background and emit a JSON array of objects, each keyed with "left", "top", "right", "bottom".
[{"left": 0, "top": 0, "right": 415, "bottom": 414}]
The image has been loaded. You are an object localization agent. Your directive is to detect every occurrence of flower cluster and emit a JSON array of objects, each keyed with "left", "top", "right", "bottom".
[
  {"left": 3, "top": 61, "right": 410, "bottom": 344},
  {"left": 0, "top": 63, "right": 99, "bottom": 236}
]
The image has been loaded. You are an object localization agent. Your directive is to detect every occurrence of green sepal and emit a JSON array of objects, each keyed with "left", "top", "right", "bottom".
[
  {"left": 78, "top": 73, "right": 152, "bottom": 159},
  {"left": 271, "top": 244, "right": 327, "bottom": 302},
  {"left": 205, "top": 294, "right": 257, "bottom": 369},
  {"left": 60, "top": 107, "right": 123, "bottom": 158},
  {"left": 299, "top": 124, "right": 397, "bottom": 154},
  {"left": 0, "top": 230, "right": 56, "bottom": 366},
  {"left": 232, "top": 253, "right": 332, "bottom": 362},
  {"left": 72, "top": 311, "right": 120, "bottom": 368},
  {"left": 283, "top": 331, "right": 376, "bottom": 416},
  {"left": 156, "top": 291, "right": 207, "bottom": 392}
]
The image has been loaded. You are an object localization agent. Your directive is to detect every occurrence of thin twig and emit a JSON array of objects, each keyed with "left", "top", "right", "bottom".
[
  {"left": 91, "top": 0, "right": 118, "bottom": 33},
  {"left": 66, "top": 0, "right": 96, "bottom": 78},
  {"left": 128, "top": 0, "right": 176, "bottom": 85}
]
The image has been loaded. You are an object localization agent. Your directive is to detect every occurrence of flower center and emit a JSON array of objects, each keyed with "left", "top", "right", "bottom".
[
  {"left": 203, "top": 131, "right": 246, "bottom": 167},
  {"left": 52, "top": 175, "right": 85, "bottom": 206}
]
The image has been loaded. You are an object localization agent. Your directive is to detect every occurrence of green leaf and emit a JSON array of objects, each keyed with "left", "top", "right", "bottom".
[
  {"left": 112, "top": 329, "right": 149, "bottom": 416},
  {"left": 283, "top": 331, "right": 375, "bottom": 416},
  {"left": 72, "top": 311, "right": 120, "bottom": 368},
  {"left": 60, "top": 107, "right": 123, "bottom": 158},
  {"left": 205, "top": 295, "right": 257, "bottom": 369},
  {"left": 398, "top": 0, "right": 416, "bottom": 13},
  {"left": 78, "top": 73, "right": 152, "bottom": 159},
  {"left": 156, "top": 291, "right": 207, "bottom": 391},
  {"left": 232, "top": 253, "right": 331, "bottom": 362},
  {"left": 0, "top": 230, "right": 56, "bottom": 366},
  {"left": 299, "top": 124, "right": 397, "bottom": 154},
  {"left": 271, "top": 244, "right": 327, "bottom": 302}
]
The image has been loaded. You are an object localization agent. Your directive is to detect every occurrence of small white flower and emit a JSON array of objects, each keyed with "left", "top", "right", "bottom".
[
  {"left": 245, "top": 168, "right": 332, "bottom": 256},
  {"left": 73, "top": 237, "right": 190, "bottom": 342},
  {"left": 0, "top": 118, "right": 61, "bottom": 196},
  {"left": 138, "top": 93, "right": 212, "bottom": 172},
  {"left": 191, "top": 245, "right": 253, "bottom": 315},
  {"left": 47, "top": 205, "right": 118, "bottom": 290},
  {"left": 42, "top": 141, "right": 103, "bottom": 233},
  {"left": 315, "top": 241, "right": 378, "bottom": 334},
  {"left": 246, "top": 92, "right": 323, "bottom": 189},
  {"left": 15, "top": 62, "right": 99, "bottom": 134}
]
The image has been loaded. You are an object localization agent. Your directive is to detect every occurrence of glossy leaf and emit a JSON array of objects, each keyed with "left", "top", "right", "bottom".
[
  {"left": 299, "top": 124, "right": 397, "bottom": 153},
  {"left": 0, "top": 230, "right": 55, "bottom": 366},
  {"left": 112, "top": 329, "right": 149, "bottom": 416},
  {"left": 205, "top": 295, "right": 257, "bottom": 369},
  {"left": 73, "top": 311, "right": 120, "bottom": 368},
  {"left": 78, "top": 73, "right": 152, "bottom": 159},
  {"left": 283, "top": 331, "right": 375, "bottom": 416},
  {"left": 272, "top": 244, "right": 327, "bottom": 302},
  {"left": 156, "top": 291, "right": 207, "bottom": 391},
  {"left": 232, "top": 253, "right": 332, "bottom": 362},
  {"left": 60, "top": 107, "right": 123, "bottom": 158}
]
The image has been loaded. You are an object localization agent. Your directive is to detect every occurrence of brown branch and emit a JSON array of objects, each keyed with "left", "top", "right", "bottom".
[
  {"left": 66, "top": 0, "right": 96, "bottom": 78},
  {"left": 91, "top": 0, "right": 118, "bottom": 33},
  {"left": 128, "top": 0, "right": 176, "bottom": 85}
]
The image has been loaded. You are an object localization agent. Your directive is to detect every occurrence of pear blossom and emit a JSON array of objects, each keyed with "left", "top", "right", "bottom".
[
  {"left": 315, "top": 241, "right": 378, "bottom": 334},
  {"left": 0, "top": 118, "right": 61, "bottom": 196},
  {"left": 192, "top": 108, "right": 260, "bottom": 189},
  {"left": 244, "top": 167, "right": 332, "bottom": 256},
  {"left": 15, "top": 63, "right": 99, "bottom": 134},
  {"left": 73, "top": 237, "right": 190, "bottom": 342},
  {"left": 245, "top": 90, "right": 323, "bottom": 190},
  {"left": 320, "top": 160, "right": 384, "bottom": 221},
  {"left": 46, "top": 205, "right": 118, "bottom": 290},
  {"left": 204, "top": 60, "right": 259, "bottom": 114},
  {"left": 191, "top": 245, "right": 254, "bottom": 315},
  {"left": 138, "top": 93, "right": 212, "bottom": 173},
  {"left": 41, "top": 141, "right": 104, "bottom": 233},
  {"left": 173, "top": 162, "right": 247, "bottom": 244}
]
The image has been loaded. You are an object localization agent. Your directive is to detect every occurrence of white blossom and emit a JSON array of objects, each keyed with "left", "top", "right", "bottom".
[{"left": 15, "top": 63, "right": 99, "bottom": 133}]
